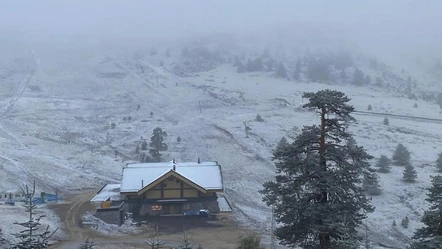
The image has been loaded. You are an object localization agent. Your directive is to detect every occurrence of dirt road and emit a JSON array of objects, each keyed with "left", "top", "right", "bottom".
[{"left": 49, "top": 190, "right": 106, "bottom": 247}]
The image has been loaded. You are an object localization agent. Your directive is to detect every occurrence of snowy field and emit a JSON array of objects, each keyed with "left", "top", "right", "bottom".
[
  {"left": 0, "top": 45, "right": 441, "bottom": 248},
  {"left": 0, "top": 203, "right": 63, "bottom": 246}
]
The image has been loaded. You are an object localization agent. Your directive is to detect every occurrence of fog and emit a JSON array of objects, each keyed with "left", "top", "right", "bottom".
[{"left": 1, "top": 0, "right": 441, "bottom": 61}]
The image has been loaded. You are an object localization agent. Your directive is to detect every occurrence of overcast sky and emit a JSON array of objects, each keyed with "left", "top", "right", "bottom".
[{"left": 1, "top": 0, "right": 441, "bottom": 55}]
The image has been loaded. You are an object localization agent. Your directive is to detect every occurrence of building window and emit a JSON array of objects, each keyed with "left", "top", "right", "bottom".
[
  {"left": 176, "top": 179, "right": 181, "bottom": 183},
  {"left": 168, "top": 176, "right": 174, "bottom": 181},
  {"left": 151, "top": 205, "right": 162, "bottom": 211}
]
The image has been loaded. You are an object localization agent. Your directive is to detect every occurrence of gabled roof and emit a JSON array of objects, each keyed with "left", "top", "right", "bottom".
[{"left": 120, "top": 161, "right": 223, "bottom": 194}]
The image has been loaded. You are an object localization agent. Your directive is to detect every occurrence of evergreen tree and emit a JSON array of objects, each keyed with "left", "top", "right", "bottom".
[
  {"left": 403, "top": 163, "right": 417, "bottom": 182},
  {"left": 367, "top": 104, "right": 372, "bottom": 111},
  {"left": 364, "top": 75, "right": 371, "bottom": 85},
  {"left": 146, "top": 225, "right": 166, "bottom": 249},
  {"left": 346, "top": 135, "right": 357, "bottom": 149},
  {"left": 334, "top": 52, "right": 353, "bottom": 70},
  {"left": 401, "top": 216, "right": 409, "bottom": 228},
  {"left": 392, "top": 143, "right": 411, "bottom": 166},
  {"left": 436, "top": 93, "right": 442, "bottom": 109},
  {"left": 376, "top": 155, "right": 391, "bottom": 173},
  {"left": 10, "top": 181, "right": 57, "bottom": 249},
  {"left": 375, "top": 77, "right": 384, "bottom": 86},
  {"left": 276, "top": 62, "right": 287, "bottom": 78},
  {"left": 307, "top": 59, "right": 330, "bottom": 82},
  {"left": 436, "top": 152, "right": 442, "bottom": 172},
  {"left": 135, "top": 144, "right": 140, "bottom": 154},
  {"left": 264, "top": 58, "right": 276, "bottom": 72},
  {"left": 236, "top": 61, "right": 246, "bottom": 73},
  {"left": 176, "top": 136, "right": 182, "bottom": 143},
  {"left": 260, "top": 90, "right": 374, "bottom": 248},
  {"left": 179, "top": 227, "right": 194, "bottom": 249},
  {"left": 363, "top": 172, "right": 382, "bottom": 195},
  {"left": 141, "top": 140, "right": 148, "bottom": 150},
  {"left": 383, "top": 117, "right": 389, "bottom": 125},
  {"left": 392, "top": 220, "right": 397, "bottom": 227},
  {"left": 139, "top": 152, "right": 146, "bottom": 163},
  {"left": 261, "top": 48, "right": 270, "bottom": 59},
  {"left": 353, "top": 68, "right": 365, "bottom": 86},
  {"left": 246, "top": 59, "right": 254, "bottom": 72},
  {"left": 233, "top": 57, "right": 242, "bottom": 67},
  {"left": 276, "top": 136, "right": 288, "bottom": 151},
  {"left": 149, "top": 48, "right": 157, "bottom": 56},
  {"left": 410, "top": 175, "right": 442, "bottom": 249},
  {"left": 236, "top": 234, "right": 265, "bottom": 249},
  {"left": 253, "top": 58, "right": 263, "bottom": 71},
  {"left": 255, "top": 114, "right": 264, "bottom": 122},
  {"left": 149, "top": 127, "right": 168, "bottom": 162}
]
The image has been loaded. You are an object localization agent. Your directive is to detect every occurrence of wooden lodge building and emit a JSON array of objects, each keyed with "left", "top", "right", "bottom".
[{"left": 92, "top": 159, "right": 229, "bottom": 222}]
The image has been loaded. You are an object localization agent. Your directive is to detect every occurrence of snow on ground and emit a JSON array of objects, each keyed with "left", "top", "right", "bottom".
[
  {"left": 0, "top": 202, "right": 64, "bottom": 244},
  {"left": 0, "top": 47, "right": 441, "bottom": 248},
  {"left": 81, "top": 212, "right": 143, "bottom": 236}
]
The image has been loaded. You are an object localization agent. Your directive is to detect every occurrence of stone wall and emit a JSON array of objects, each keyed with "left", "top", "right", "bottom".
[
  {"left": 203, "top": 200, "right": 220, "bottom": 213},
  {"left": 95, "top": 209, "right": 123, "bottom": 225}
]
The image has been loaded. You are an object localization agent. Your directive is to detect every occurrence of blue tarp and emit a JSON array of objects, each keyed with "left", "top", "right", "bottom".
[{"left": 45, "top": 194, "right": 62, "bottom": 202}]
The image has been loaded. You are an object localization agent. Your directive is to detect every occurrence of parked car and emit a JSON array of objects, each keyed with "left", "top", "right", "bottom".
[
  {"left": 184, "top": 209, "right": 209, "bottom": 217},
  {"left": 5, "top": 199, "right": 15, "bottom": 205}
]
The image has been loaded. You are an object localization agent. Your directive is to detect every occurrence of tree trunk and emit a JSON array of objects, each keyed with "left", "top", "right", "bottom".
[{"left": 319, "top": 107, "right": 330, "bottom": 248}]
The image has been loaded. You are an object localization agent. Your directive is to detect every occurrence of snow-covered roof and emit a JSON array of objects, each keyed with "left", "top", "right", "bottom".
[
  {"left": 217, "top": 195, "right": 232, "bottom": 212},
  {"left": 91, "top": 184, "right": 123, "bottom": 202},
  {"left": 120, "top": 161, "right": 223, "bottom": 193}
]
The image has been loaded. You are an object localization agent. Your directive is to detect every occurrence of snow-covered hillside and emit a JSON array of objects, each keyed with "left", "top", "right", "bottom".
[{"left": 0, "top": 40, "right": 441, "bottom": 248}]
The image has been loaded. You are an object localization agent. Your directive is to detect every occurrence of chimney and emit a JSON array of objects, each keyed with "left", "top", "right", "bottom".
[
  {"left": 197, "top": 157, "right": 201, "bottom": 164},
  {"left": 141, "top": 179, "right": 144, "bottom": 188},
  {"left": 173, "top": 165, "right": 176, "bottom": 171}
]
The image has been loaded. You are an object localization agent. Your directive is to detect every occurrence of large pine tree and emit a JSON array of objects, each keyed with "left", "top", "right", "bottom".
[
  {"left": 149, "top": 127, "right": 168, "bottom": 162},
  {"left": 260, "top": 90, "right": 374, "bottom": 248},
  {"left": 410, "top": 175, "right": 442, "bottom": 248}
]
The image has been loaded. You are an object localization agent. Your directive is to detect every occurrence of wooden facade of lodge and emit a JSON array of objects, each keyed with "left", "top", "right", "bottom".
[{"left": 92, "top": 160, "right": 225, "bottom": 217}]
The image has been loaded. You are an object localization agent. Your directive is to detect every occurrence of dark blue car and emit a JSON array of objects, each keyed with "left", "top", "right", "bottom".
[{"left": 184, "top": 209, "right": 209, "bottom": 217}]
